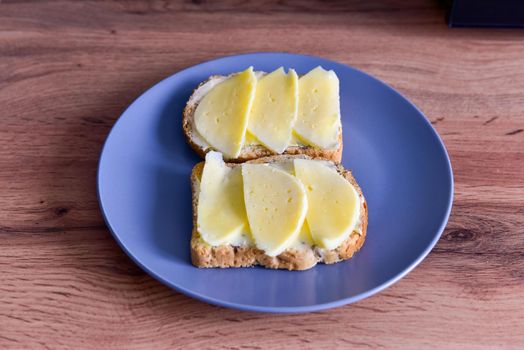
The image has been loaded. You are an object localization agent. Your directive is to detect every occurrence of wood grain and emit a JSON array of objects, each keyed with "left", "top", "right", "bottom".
[{"left": 1, "top": 0, "right": 523, "bottom": 349}]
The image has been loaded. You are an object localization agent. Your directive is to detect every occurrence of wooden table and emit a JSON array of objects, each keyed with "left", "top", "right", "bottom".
[{"left": 2, "top": 1, "right": 523, "bottom": 348}]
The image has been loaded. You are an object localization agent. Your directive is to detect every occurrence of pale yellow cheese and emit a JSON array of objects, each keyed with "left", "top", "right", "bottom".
[
  {"left": 297, "top": 221, "right": 314, "bottom": 246},
  {"left": 194, "top": 67, "right": 257, "bottom": 158},
  {"left": 293, "top": 158, "right": 360, "bottom": 250},
  {"left": 294, "top": 66, "right": 341, "bottom": 149},
  {"left": 197, "top": 152, "right": 249, "bottom": 246},
  {"left": 242, "top": 164, "right": 307, "bottom": 256},
  {"left": 244, "top": 130, "right": 258, "bottom": 145},
  {"left": 247, "top": 68, "right": 298, "bottom": 153}
]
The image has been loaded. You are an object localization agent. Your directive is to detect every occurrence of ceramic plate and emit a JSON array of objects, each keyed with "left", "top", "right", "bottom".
[{"left": 98, "top": 53, "right": 453, "bottom": 313}]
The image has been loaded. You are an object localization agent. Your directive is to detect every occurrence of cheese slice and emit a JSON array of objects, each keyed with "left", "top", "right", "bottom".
[
  {"left": 247, "top": 67, "right": 298, "bottom": 153},
  {"left": 197, "top": 152, "right": 248, "bottom": 245},
  {"left": 294, "top": 66, "right": 341, "bottom": 149},
  {"left": 293, "top": 158, "right": 360, "bottom": 250},
  {"left": 194, "top": 67, "right": 257, "bottom": 158},
  {"left": 297, "top": 221, "right": 314, "bottom": 246},
  {"left": 242, "top": 164, "right": 307, "bottom": 256}
]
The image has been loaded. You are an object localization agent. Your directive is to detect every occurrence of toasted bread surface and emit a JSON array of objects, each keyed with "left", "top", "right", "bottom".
[
  {"left": 182, "top": 75, "right": 343, "bottom": 163},
  {"left": 190, "top": 155, "right": 367, "bottom": 270}
]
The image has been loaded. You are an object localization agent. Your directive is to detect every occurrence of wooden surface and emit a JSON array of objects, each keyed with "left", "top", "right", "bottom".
[{"left": 1, "top": 1, "right": 523, "bottom": 349}]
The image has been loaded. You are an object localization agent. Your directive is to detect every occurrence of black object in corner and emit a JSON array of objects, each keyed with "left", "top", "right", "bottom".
[{"left": 447, "top": 0, "right": 524, "bottom": 28}]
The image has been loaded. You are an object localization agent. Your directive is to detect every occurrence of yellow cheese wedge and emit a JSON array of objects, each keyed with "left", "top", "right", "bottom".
[
  {"left": 194, "top": 67, "right": 257, "bottom": 158},
  {"left": 247, "top": 68, "right": 298, "bottom": 153},
  {"left": 242, "top": 164, "right": 307, "bottom": 256},
  {"left": 294, "top": 66, "right": 341, "bottom": 149},
  {"left": 293, "top": 159, "right": 360, "bottom": 250},
  {"left": 197, "top": 152, "right": 248, "bottom": 245},
  {"left": 297, "top": 221, "right": 314, "bottom": 246}
]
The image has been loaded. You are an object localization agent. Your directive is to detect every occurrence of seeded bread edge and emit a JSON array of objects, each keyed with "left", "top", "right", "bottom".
[
  {"left": 182, "top": 75, "right": 343, "bottom": 164},
  {"left": 190, "top": 155, "right": 367, "bottom": 271}
]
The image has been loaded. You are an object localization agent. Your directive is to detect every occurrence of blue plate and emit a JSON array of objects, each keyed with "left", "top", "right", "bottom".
[{"left": 98, "top": 53, "right": 453, "bottom": 313}]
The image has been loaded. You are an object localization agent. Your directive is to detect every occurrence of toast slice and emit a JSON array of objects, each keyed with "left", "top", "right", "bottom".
[
  {"left": 182, "top": 73, "right": 343, "bottom": 163},
  {"left": 190, "top": 155, "right": 367, "bottom": 271}
]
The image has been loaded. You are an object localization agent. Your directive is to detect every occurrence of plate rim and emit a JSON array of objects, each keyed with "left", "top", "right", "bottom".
[{"left": 97, "top": 52, "right": 454, "bottom": 313}]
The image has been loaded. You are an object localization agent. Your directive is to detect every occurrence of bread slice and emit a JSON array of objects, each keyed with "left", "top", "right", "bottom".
[
  {"left": 182, "top": 73, "right": 343, "bottom": 163},
  {"left": 190, "top": 155, "right": 367, "bottom": 270}
]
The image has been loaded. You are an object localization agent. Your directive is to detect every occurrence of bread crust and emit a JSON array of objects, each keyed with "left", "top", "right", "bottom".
[
  {"left": 190, "top": 155, "right": 367, "bottom": 270},
  {"left": 182, "top": 75, "right": 343, "bottom": 163}
]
